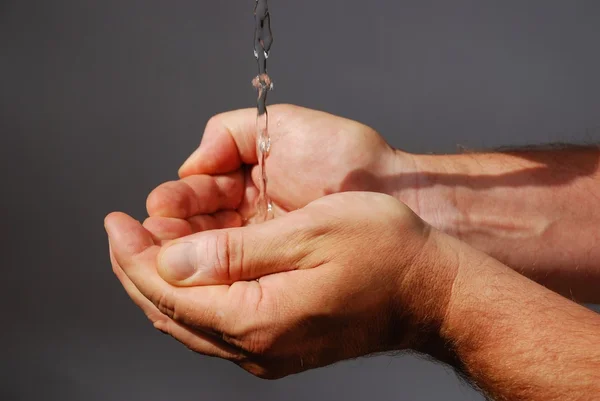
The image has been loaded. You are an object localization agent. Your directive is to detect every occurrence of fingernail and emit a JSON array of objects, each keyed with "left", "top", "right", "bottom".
[{"left": 160, "top": 242, "right": 197, "bottom": 281}]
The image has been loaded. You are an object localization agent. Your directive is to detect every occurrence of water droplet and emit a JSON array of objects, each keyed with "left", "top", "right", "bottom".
[{"left": 259, "top": 137, "right": 271, "bottom": 154}]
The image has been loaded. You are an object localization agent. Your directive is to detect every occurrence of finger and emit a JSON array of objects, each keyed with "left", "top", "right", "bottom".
[
  {"left": 143, "top": 217, "right": 193, "bottom": 243},
  {"left": 110, "top": 242, "right": 243, "bottom": 361},
  {"left": 105, "top": 212, "right": 157, "bottom": 265},
  {"left": 156, "top": 211, "right": 315, "bottom": 286},
  {"left": 153, "top": 318, "right": 245, "bottom": 362},
  {"left": 109, "top": 240, "right": 169, "bottom": 324},
  {"left": 188, "top": 210, "right": 243, "bottom": 232},
  {"left": 106, "top": 212, "right": 237, "bottom": 332},
  {"left": 143, "top": 211, "right": 243, "bottom": 244},
  {"left": 146, "top": 171, "right": 244, "bottom": 219},
  {"left": 178, "top": 108, "right": 259, "bottom": 177}
]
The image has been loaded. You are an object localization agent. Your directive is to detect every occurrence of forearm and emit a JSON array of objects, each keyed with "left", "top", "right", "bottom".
[
  {"left": 430, "top": 233, "right": 600, "bottom": 401},
  {"left": 392, "top": 146, "right": 600, "bottom": 302}
]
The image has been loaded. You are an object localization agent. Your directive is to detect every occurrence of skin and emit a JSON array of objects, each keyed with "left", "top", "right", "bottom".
[
  {"left": 107, "top": 192, "right": 451, "bottom": 378},
  {"left": 106, "top": 104, "right": 600, "bottom": 400},
  {"left": 394, "top": 147, "right": 600, "bottom": 303}
]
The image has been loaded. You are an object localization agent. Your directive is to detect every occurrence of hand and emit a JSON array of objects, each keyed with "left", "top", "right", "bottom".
[
  {"left": 105, "top": 192, "right": 456, "bottom": 379},
  {"left": 143, "top": 104, "right": 414, "bottom": 242}
]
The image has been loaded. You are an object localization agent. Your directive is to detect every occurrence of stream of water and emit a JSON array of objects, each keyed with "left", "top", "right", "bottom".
[{"left": 250, "top": 0, "right": 274, "bottom": 223}]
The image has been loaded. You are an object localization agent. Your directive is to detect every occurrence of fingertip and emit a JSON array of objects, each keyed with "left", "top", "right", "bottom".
[
  {"left": 104, "top": 211, "right": 121, "bottom": 225},
  {"left": 146, "top": 186, "right": 166, "bottom": 217},
  {"left": 177, "top": 135, "right": 222, "bottom": 176},
  {"left": 145, "top": 190, "right": 156, "bottom": 216},
  {"left": 178, "top": 147, "right": 203, "bottom": 178},
  {"left": 177, "top": 165, "right": 190, "bottom": 179},
  {"left": 180, "top": 111, "right": 254, "bottom": 176},
  {"left": 146, "top": 181, "right": 189, "bottom": 218},
  {"left": 104, "top": 211, "right": 130, "bottom": 236},
  {"left": 104, "top": 212, "right": 156, "bottom": 267}
]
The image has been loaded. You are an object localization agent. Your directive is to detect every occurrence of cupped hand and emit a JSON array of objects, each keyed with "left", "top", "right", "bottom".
[
  {"left": 143, "top": 104, "right": 411, "bottom": 242},
  {"left": 106, "top": 192, "right": 456, "bottom": 379}
]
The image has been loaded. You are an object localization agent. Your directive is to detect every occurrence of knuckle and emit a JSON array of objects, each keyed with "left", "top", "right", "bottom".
[
  {"left": 205, "top": 114, "right": 227, "bottom": 137},
  {"left": 240, "top": 332, "right": 277, "bottom": 357},
  {"left": 214, "top": 231, "right": 232, "bottom": 282},
  {"left": 221, "top": 322, "right": 249, "bottom": 347},
  {"left": 221, "top": 282, "right": 280, "bottom": 356},
  {"left": 226, "top": 349, "right": 249, "bottom": 363},
  {"left": 152, "top": 318, "right": 170, "bottom": 335},
  {"left": 155, "top": 289, "right": 176, "bottom": 320},
  {"left": 212, "top": 230, "right": 244, "bottom": 283},
  {"left": 222, "top": 282, "right": 265, "bottom": 338},
  {"left": 221, "top": 319, "right": 274, "bottom": 357},
  {"left": 205, "top": 114, "right": 221, "bottom": 128},
  {"left": 211, "top": 231, "right": 232, "bottom": 282}
]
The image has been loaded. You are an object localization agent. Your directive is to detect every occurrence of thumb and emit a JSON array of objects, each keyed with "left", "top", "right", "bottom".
[
  {"left": 156, "top": 216, "right": 312, "bottom": 286},
  {"left": 179, "top": 108, "right": 258, "bottom": 177}
]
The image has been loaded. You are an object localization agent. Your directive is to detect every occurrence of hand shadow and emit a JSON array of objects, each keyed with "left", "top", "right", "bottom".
[{"left": 326, "top": 144, "right": 600, "bottom": 194}]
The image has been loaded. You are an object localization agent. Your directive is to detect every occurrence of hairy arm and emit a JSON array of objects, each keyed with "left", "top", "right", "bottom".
[
  {"left": 427, "top": 232, "right": 600, "bottom": 401},
  {"left": 392, "top": 146, "right": 600, "bottom": 303}
]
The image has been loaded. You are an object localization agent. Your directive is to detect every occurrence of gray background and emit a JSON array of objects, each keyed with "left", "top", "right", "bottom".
[{"left": 2, "top": 1, "right": 599, "bottom": 400}]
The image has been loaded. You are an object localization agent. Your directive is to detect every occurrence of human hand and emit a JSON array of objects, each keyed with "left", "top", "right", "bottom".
[
  {"left": 106, "top": 192, "right": 457, "bottom": 379},
  {"left": 143, "top": 104, "right": 415, "bottom": 242}
]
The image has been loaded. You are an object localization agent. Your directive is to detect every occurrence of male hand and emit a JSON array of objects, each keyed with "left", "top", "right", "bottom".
[
  {"left": 106, "top": 192, "right": 456, "bottom": 379},
  {"left": 143, "top": 104, "right": 413, "bottom": 242},
  {"left": 106, "top": 105, "right": 600, "bottom": 398}
]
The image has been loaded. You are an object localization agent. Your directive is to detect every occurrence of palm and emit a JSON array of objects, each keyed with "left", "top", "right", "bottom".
[{"left": 144, "top": 105, "right": 396, "bottom": 239}]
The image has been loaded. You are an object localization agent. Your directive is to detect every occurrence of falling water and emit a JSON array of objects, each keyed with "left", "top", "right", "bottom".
[{"left": 250, "top": 0, "right": 274, "bottom": 223}]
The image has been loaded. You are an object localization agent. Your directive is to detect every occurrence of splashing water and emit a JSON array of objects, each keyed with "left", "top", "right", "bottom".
[{"left": 250, "top": 0, "right": 274, "bottom": 223}]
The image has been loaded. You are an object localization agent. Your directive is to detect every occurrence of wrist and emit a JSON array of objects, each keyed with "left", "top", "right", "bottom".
[
  {"left": 391, "top": 227, "right": 461, "bottom": 356},
  {"left": 386, "top": 149, "right": 465, "bottom": 236},
  {"left": 399, "top": 231, "right": 495, "bottom": 367}
]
